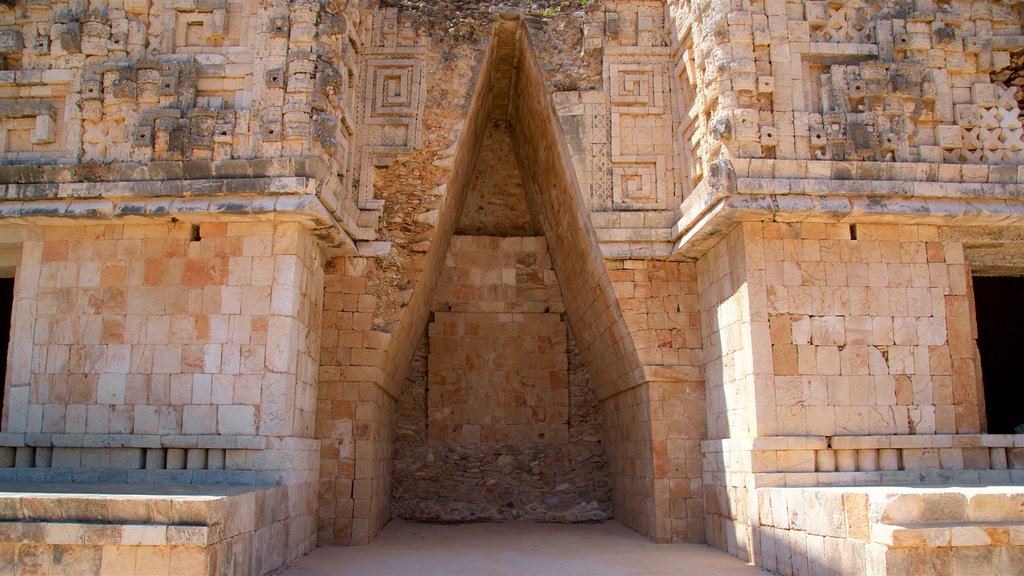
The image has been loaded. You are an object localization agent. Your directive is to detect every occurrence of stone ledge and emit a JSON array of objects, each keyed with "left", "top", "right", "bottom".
[
  {"left": 0, "top": 158, "right": 331, "bottom": 185},
  {"left": 871, "top": 523, "right": 1024, "bottom": 548},
  {"left": 730, "top": 159, "right": 1024, "bottom": 184},
  {"left": 0, "top": 482, "right": 299, "bottom": 572},
  {"left": 0, "top": 433, "right": 268, "bottom": 450},
  {"left": 0, "top": 157, "right": 379, "bottom": 246},
  {"left": 750, "top": 486, "right": 1024, "bottom": 574},
  {"left": 703, "top": 435, "right": 1024, "bottom": 484},
  {"left": 0, "top": 467, "right": 264, "bottom": 485},
  {"left": 0, "top": 193, "right": 359, "bottom": 255},
  {"left": 757, "top": 485, "right": 1024, "bottom": 532},
  {"left": 671, "top": 177, "right": 1024, "bottom": 260},
  {"left": 700, "top": 434, "right": 1024, "bottom": 453},
  {"left": 2, "top": 176, "right": 314, "bottom": 200},
  {"left": 745, "top": 469, "right": 1024, "bottom": 489},
  {"left": 0, "top": 521, "right": 212, "bottom": 547},
  {"left": 805, "top": 42, "right": 879, "bottom": 59}
]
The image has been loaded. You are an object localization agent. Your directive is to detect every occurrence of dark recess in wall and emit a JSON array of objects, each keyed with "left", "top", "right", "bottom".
[
  {"left": 0, "top": 277, "right": 13, "bottom": 419},
  {"left": 972, "top": 275, "right": 1024, "bottom": 434}
]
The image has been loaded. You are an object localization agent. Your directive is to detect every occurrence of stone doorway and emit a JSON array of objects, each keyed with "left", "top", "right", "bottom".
[{"left": 972, "top": 275, "right": 1024, "bottom": 434}]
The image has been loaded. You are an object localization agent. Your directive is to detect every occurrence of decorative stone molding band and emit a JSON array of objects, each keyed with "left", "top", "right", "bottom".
[
  {"left": 0, "top": 432, "right": 269, "bottom": 449},
  {"left": 0, "top": 190, "right": 359, "bottom": 255},
  {"left": 671, "top": 174, "right": 1024, "bottom": 260},
  {"left": 702, "top": 434, "right": 1024, "bottom": 489}
]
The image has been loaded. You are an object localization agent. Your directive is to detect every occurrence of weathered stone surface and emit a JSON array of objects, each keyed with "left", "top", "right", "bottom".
[{"left": 0, "top": 1, "right": 1023, "bottom": 574}]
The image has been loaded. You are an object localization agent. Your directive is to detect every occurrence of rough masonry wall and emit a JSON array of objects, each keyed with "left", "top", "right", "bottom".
[
  {"left": 456, "top": 123, "right": 540, "bottom": 237},
  {"left": 391, "top": 235, "right": 612, "bottom": 523}
]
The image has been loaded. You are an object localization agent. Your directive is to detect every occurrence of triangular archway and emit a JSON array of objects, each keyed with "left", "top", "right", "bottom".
[{"left": 387, "top": 15, "right": 658, "bottom": 535}]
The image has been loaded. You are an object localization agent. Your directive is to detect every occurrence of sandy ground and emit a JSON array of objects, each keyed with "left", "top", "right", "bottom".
[{"left": 283, "top": 520, "right": 771, "bottom": 576}]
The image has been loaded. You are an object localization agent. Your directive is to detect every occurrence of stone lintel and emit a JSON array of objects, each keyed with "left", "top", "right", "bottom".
[{"left": 0, "top": 157, "right": 379, "bottom": 243}]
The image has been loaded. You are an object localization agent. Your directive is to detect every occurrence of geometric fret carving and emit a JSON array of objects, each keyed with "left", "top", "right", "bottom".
[
  {"left": 362, "top": 58, "right": 424, "bottom": 152},
  {"left": 370, "top": 65, "right": 418, "bottom": 117},
  {"left": 608, "top": 63, "right": 664, "bottom": 110}
]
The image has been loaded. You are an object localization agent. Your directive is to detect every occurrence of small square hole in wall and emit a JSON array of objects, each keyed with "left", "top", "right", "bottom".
[{"left": 972, "top": 275, "right": 1024, "bottom": 434}]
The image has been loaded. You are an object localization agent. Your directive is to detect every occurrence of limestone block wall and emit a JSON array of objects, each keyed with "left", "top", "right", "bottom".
[
  {"left": 317, "top": 255, "right": 397, "bottom": 545},
  {"left": 698, "top": 223, "right": 763, "bottom": 442},
  {"left": 605, "top": 259, "right": 706, "bottom": 542},
  {"left": 696, "top": 219, "right": 1024, "bottom": 565},
  {"left": 760, "top": 221, "right": 978, "bottom": 437},
  {"left": 697, "top": 223, "right": 764, "bottom": 560},
  {"left": 427, "top": 236, "right": 569, "bottom": 446},
  {"left": 2, "top": 221, "right": 323, "bottom": 443},
  {"left": 600, "top": 382, "right": 656, "bottom": 536},
  {"left": 0, "top": 220, "right": 324, "bottom": 566}
]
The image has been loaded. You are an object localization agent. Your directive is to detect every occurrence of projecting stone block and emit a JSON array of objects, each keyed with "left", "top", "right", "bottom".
[
  {"left": 30, "top": 115, "right": 55, "bottom": 144},
  {"left": 955, "top": 104, "right": 980, "bottom": 128},
  {"left": 935, "top": 125, "right": 963, "bottom": 149},
  {"left": 973, "top": 83, "right": 999, "bottom": 107},
  {"left": 0, "top": 28, "right": 23, "bottom": 54}
]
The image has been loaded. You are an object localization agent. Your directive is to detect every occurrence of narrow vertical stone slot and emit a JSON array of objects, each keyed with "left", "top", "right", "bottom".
[{"left": 0, "top": 276, "right": 12, "bottom": 418}]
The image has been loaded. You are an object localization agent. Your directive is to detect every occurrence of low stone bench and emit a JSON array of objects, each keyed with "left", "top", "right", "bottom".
[
  {"left": 0, "top": 483, "right": 295, "bottom": 575},
  {"left": 754, "top": 485, "right": 1024, "bottom": 576}
]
